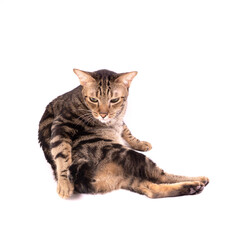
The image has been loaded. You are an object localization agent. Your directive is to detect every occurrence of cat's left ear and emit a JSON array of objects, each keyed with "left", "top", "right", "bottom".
[
  {"left": 73, "top": 69, "right": 95, "bottom": 86},
  {"left": 115, "top": 71, "right": 138, "bottom": 88}
]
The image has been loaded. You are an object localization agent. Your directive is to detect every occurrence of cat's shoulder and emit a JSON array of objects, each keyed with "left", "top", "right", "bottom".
[
  {"left": 50, "top": 85, "right": 82, "bottom": 115},
  {"left": 53, "top": 85, "right": 82, "bottom": 102}
]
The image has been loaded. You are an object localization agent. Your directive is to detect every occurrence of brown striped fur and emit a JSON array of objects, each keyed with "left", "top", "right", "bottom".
[{"left": 38, "top": 69, "right": 209, "bottom": 199}]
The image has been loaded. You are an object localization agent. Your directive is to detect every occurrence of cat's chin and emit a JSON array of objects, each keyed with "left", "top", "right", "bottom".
[
  {"left": 91, "top": 113, "right": 111, "bottom": 124},
  {"left": 98, "top": 118, "right": 111, "bottom": 124},
  {"left": 94, "top": 115, "right": 113, "bottom": 124}
]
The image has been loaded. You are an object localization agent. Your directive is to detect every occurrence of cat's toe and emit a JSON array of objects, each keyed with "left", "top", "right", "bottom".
[
  {"left": 189, "top": 184, "right": 205, "bottom": 195},
  {"left": 196, "top": 176, "right": 209, "bottom": 186}
]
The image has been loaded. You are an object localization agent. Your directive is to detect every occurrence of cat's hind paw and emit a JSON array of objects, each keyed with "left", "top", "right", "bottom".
[
  {"left": 198, "top": 176, "right": 209, "bottom": 186},
  {"left": 181, "top": 181, "right": 205, "bottom": 196}
]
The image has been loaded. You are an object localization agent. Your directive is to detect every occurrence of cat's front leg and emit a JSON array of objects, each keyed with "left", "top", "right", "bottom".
[
  {"left": 50, "top": 118, "right": 75, "bottom": 199},
  {"left": 122, "top": 123, "right": 152, "bottom": 152}
]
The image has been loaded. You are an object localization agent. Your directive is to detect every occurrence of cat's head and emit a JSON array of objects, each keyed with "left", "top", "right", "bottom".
[{"left": 73, "top": 69, "right": 137, "bottom": 124}]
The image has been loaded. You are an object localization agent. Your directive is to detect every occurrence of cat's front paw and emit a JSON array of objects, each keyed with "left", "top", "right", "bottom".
[
  {"left": 136, "top": 141, "right": 152, "bottom": 152},
  {"left": 57, "top": 179, "right": 74, "bottom": 199}
]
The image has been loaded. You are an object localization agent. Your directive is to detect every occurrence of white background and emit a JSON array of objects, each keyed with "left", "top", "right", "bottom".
[{"left": 1, "top": 0, "right": 228, "bottom": 239}]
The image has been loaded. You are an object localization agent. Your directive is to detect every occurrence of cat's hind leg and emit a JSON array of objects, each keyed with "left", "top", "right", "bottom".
[
  {"left": 126, "top": 179, "right": 205, "bottom": 198},
  {"left": 157, "top": 171, "right": 209, "bottom": 186},
  {"left": 69, "top": 159, "right": 206, "bottom": 198},
  {"left": 121, "top": 149, "right": 209, "bottom": 186},
  {"left": 89, "top": 161, "right": 205, "bottom": 198}
]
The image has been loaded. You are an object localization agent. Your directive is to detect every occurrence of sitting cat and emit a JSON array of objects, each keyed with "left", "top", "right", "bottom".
[{"left": 38, "top": 69, "right": 209, "bottom": 199}]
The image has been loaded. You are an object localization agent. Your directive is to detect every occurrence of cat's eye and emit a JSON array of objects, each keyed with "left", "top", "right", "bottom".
[
  {"left": 110, "top": 98, "right": 120, "bottom": 103},
  {"left": 89, "top": 97, "right": 98, "bottom": 103}
]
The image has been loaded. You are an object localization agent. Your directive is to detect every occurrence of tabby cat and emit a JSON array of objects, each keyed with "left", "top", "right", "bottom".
[{"left": 38, "top": 69, "right": 209, "bottom": 199}]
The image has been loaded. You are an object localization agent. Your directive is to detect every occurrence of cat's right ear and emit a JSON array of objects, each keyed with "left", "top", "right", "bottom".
[{"left": 73, "top": 69, "right": 95, "bottom": 86}]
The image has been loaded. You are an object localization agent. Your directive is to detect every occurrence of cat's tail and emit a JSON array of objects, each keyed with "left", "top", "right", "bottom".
[{"left": 38, "top": 103, "right": 57, "bottom": 178}]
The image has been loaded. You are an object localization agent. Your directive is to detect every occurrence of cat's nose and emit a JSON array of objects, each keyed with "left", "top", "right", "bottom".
[{"left": 100, "top": 113, "right": 108, "bottom": 119}]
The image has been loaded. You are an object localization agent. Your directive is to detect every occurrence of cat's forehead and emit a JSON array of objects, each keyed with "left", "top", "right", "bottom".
[
  {"left": 86, "top": 70, "right": 126, "bottom": 97},
  {"left": 91, "top": 69, "right": 119, "bottom": 81},
  {"left": 87, "top": 80, "right": 126, "bottom": 98},
  {"left": 88, "top": 80, "right": 127, "bottom": 97}
]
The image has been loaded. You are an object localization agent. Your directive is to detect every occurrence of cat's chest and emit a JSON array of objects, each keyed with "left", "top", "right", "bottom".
[{"left": 95, "top": 124, "right": 127, "bottom": 146}]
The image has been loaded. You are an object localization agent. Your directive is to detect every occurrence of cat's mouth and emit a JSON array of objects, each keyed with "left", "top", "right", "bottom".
[
  {"left": 91, "top": 111, "right": 114, "bottom": 124},
  {"left": 98, "top": 116, "right": 111, "bottom": 124}
]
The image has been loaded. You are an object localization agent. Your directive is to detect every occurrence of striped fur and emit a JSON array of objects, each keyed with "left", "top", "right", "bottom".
[{"left": 38, "top": 69, "right": 209, "bottom": 199}]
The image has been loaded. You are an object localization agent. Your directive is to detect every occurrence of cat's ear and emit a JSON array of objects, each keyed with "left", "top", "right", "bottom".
[
  {"left": 73, "top": 69, "right": 95, "bottom": 86},
  {"left": 115, "top": 71, "right": 138, "bottom": 88}
]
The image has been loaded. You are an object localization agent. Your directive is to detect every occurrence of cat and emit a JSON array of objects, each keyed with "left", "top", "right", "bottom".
[{"left": 38, "top": 69, "right": 209, "bottom": 199}]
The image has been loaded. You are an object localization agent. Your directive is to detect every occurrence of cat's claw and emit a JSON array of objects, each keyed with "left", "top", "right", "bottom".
[{"left": 57, "top": 179, "right": 74, "bottom": 199}]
